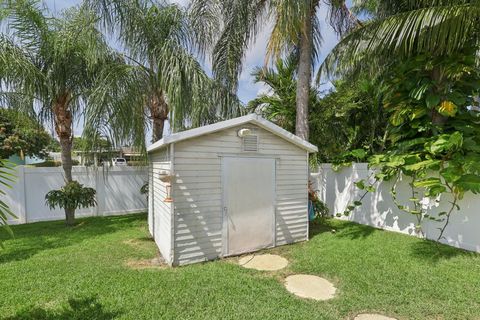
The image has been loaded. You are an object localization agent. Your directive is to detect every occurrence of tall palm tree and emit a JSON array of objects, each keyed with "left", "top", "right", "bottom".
[
  {"left": 84, "top": 0, "right": 242, "bottom": 144},
  {"left": 321, "top": 0, "right": 480, "bottom": 78},
  {"left": 189, "top": 0, "right": 358, "bottom": 140},
  {"left": 0, "top": 0, "right": 118, "bottom": 224}
]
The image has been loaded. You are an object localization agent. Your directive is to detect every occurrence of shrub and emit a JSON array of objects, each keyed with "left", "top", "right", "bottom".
[
  {"left": 45, "top": 181, "right": 96, "bottom": 226},
  {"left": 128, "top": 161, "right": 146, "bottom": 167},
  {"left": 308, "top": 181, "right": 329, "bottom": 220},
  {"left": 34, "top": 160, "right": 61, "bottom": 167}
]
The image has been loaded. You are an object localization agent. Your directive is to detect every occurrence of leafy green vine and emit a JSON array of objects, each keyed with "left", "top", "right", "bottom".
[{"left": 337, "top": 50, "right": 480, "bottom": 241}]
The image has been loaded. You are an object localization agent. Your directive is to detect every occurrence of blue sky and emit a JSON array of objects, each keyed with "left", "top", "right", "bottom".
[{"left": 43, "top": 0, "right": 341, "bottom": 136}]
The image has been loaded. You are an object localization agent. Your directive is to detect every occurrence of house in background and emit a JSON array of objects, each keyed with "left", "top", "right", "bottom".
[
  {"left": 8, "top": 154, "right": 45, "bottom": 165},
  {"left": 76, "top": 147, "right": 142, "bottom": 166}
]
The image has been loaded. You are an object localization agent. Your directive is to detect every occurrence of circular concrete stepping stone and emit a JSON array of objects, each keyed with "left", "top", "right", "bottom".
[
  {"left": 238, "top": 254, "right": 288, "bottom": 271},
  {"left": 284, "top": 274, "right": 336, "bottom": 301},
  {"left": 354, "top": 314, "right": 397, "bottom": 320}
]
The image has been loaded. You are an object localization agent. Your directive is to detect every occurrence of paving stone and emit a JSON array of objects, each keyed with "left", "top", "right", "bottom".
[
  {"left": 238, "top": 254, "right": 288, "bottom": 271},
  {"left": 284, "top": 274, "right": 336, "bottom": 301}
]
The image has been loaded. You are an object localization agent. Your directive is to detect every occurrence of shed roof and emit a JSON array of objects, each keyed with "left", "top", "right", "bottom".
[{"left": 147, "top": 114, "right": 318, "bottom": 153}]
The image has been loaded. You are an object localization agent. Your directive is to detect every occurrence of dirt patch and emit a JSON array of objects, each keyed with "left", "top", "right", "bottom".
[
  {"left": 123, "top": 237, "right": 153, "bottom": 248},
  {"left": 125, "top": 256, "right": 167, "bottom": 270}
]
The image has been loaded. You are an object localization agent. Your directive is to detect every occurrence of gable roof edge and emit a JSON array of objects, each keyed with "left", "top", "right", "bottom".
[{"left": 147, "top": 114, "right": 318, "bottom": 153}]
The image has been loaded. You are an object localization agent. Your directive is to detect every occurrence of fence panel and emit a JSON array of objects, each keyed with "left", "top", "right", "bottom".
[
  {"left": 4, "top": 166, "right": 147, "bottom": 224},
  {"left": 311, "top": 164, "right": 480, "bottom": 253}
]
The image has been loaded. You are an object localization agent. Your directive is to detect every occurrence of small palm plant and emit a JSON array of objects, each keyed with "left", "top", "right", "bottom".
[{"left": 45, "top": 181, "right": 96, "bottom": 226}]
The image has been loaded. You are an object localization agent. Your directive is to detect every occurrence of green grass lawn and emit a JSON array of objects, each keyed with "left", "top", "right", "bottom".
[{"left": 1, "top": 214, "right": 479, "bottom": 320}]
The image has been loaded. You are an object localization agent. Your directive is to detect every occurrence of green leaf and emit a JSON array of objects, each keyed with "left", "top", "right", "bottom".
[
  {"left": 350, "top": 149, "right": 367, "bottom": 160},
  {"left": 369, "top": 154, "right": 387, "bottom": 166},
  {"left": 463, "top": 137, "right": 480, "bottom": 153},
  {"left": 429, "top": 132, "right": 463, "bottom": 154},
  {"left": 427, "top": 185, "right": 447, "bottom": 197},
  {"left": 440, "top": 165, "right": 463, "bottom": 183},
  {"left": 355, "top": 180, "right": 366, "bottom": 190},
  {"left": 410, "top": 107, "right": 428, "bottom": 120},
  {"left": 425, "top": 93, "right": 440, "bottom": 109},
  {"left": 404, "top": 160, "right": 441, "bottom": 172},
  {"left": 455, "top": 174, "right": 480, "bottom": 194},
  {"left": 384, "top": 155, "right": 406, "bottom": 167},
  {"left": 410, "top": 83, "right": 430, "bottom": 100},
  {"left": 413, "top": 177, "right": 442, "bottom": 188},
  {"left": 462, "top": 154, "right": 480, "bottom": 174}
]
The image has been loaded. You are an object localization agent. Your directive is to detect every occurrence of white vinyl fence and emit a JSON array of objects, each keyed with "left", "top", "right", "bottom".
[
  {"left": 5, "top": 166, "right": 148, "bottom": 224},
  {"left": 311, "top": 164, "right": 480, "bottom": 253}
]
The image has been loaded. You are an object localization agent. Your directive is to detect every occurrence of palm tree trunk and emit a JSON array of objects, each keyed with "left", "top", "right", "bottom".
[
  {"left": 150, "top": 90, "right": 169, "bottom": 142},
  {"left": 53, "top": 93, "right": 73, "bottom": 182},
  {"left": 65, "top": 208, "right": 75, "bottom": 226},
  {"left": 53, "top": 93, "right": 75, "bottom": 226},
  {"left": 295, "top": 12, "right": 313, "bottom": 141}
]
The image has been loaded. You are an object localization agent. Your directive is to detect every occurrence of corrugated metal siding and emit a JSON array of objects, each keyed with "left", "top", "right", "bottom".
[
  {"left": 172, "top": 124, "right": 308, "bottom": 266},
  {"left": 149, "top": 147, "right": 173, "bottom": 264}
]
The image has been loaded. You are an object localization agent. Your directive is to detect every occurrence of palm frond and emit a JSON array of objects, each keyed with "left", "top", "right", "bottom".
[
  {"left": 319, "top": 3, "right": 480, "bottom": 80},
  {"left": 85, "top": 61, "right": 149, "bottom": 150},
  {"left": 211, "top": 0, "right": 268, "bottom": 92},
  {"left": 1, "top": 0, "right": 51, "bottom": 54},
  {"left": 187, "top": 0, "right": 223, "bottom": 57}
]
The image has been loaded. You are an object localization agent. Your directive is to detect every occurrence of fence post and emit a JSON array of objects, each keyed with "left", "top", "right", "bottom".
[
  {"left": 95, "top": 167, "right": 106, "bottom": 216},
  {"left": 15, "top": 166, "right": 28, "bottom": 224}
]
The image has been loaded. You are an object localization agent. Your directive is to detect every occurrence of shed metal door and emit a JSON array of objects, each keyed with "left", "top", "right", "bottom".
[{"left": 222, "top": 157, "right": 275, "bottom": 256}]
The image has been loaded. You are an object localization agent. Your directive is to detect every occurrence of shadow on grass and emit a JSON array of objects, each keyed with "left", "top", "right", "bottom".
[
  {"left": 409, "top": 239, "right": 478, "bottom": 263},
  {"left": 5, "top": 296, "right": 120, "bottom": 320},
  {"left": 0, "top": 213, "right": 146, "bottom": 265},
  {"left": 309, "top": 219, "right": 376, "bottom": 240}
]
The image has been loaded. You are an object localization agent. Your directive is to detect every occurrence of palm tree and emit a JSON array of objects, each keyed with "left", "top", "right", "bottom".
[
  {"left": 249, "top": 54, "right": 313, "bottom": 134},
  {"left": 189, "top": 0, "right": 358, "bottom": 140},
  {"left": 321, "top": 0, "right": 480, "bottom": 78},
  {"left": 249, "top": 56, "right": 387, "bottom": 161},
  {"left": 84, "top": 0, "right": 242, "bottom": 144},
  {"left": 0, "top": 0, "right": 118, "bottom": 224}
]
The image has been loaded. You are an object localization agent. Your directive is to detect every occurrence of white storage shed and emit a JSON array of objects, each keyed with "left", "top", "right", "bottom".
[{"left": 147, "top": 114, "right": 318, "bottom": 266}]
